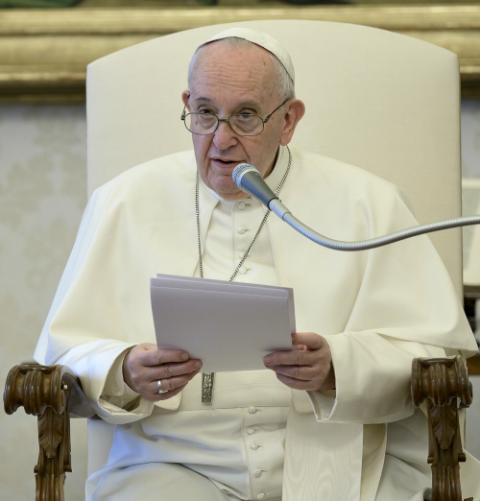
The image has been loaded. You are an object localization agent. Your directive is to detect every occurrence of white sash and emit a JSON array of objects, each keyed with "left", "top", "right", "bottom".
[{"left": 283, "top": 409, "right": 363, "bottom": 501}]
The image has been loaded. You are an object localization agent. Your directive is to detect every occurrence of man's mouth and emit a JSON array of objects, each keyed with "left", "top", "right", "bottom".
[
  {"left": 211, "top": 158, "right": 240, "bottom": 165},
  {"left": 210, "top": 158, "right": 242, "bottom": 170}
]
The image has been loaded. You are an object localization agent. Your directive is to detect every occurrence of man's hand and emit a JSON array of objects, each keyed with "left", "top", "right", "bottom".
[
  {"left": 122, "top": 343, "right": 202, "bottom": 401},
  {"left": 263, "top": 332, "right": 335, "bottom": 392}
]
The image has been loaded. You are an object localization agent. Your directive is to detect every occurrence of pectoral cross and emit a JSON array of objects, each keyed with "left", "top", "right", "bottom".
[{"left": 201, "top": 372, "right": 215, "bottom": 405}]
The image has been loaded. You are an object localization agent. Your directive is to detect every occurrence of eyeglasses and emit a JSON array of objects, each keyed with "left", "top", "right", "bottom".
[{"left": 180, "top": 98, "right": 290, "bottom": 137}]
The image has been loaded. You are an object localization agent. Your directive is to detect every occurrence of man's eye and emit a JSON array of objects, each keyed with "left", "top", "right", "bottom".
[
  {"left": 197, "top": 109, "right": 215, "bottom": 115},
  {"left": 236, "top": 112, "right": 256, "bottom": 120},
  {"left": 193, "top": 111, "right": 217, "bottom": 129}
]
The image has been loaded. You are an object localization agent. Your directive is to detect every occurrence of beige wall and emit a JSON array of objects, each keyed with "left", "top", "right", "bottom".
[
  {"left": 0, "top": 105, "right": 87, "bottom": 500},
  {"left": 1, "top": 100, "right": 480, "bottom": 500}
]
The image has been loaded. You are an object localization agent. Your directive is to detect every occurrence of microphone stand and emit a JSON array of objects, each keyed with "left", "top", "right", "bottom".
[
  {"left": 269, "top": 199, "right": 480, "bottom": 252},
  {"left": 232, "top": 162, "right": 480, "bottom": 252}
]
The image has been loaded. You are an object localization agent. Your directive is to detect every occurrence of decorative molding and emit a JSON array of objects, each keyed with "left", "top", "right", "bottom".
[
  {"left": 1, "top": 5, "right": 480, "bottom": 102},
  {"left": 464, "top": 284, "right": 480, "bottom": 299}
]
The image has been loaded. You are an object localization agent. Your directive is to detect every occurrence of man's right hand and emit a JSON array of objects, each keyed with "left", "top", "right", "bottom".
[{"left": 122, "top": 343, "right": 202, "bottom": 401}]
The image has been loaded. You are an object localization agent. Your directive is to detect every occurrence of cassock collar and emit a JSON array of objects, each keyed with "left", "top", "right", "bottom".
[{"left": 195, "top": 145, "right": 291, "bottom": 263}]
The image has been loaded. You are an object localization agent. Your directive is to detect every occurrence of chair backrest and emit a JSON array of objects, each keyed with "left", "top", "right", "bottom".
[
  {"left": 85, "top": 17, "right": 463, "bottom": 477},
  {"left": 87, "top": 20, "right": 463, "bottom": 296}
]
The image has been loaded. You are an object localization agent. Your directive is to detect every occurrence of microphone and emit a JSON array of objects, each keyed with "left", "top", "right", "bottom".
[
  {"left": 232, "top": 163, "right": 278, "bottom": 207},
  {"left": 232, "top": 162, "right": 480, "bottom": 252}
]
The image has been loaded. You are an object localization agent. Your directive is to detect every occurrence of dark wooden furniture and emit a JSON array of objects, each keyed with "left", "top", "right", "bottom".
[
  {"left": 413, "top": 357, "right": 473, "bottom": 501},
  {"left": 4, "top": 364, "right": 93, "bottom": 501},
  {"left": 464, "top": 285, "right": 480, "bottom": 376},
  {"left": 4, "top": 357, "right": 475, "bottom": 501}
]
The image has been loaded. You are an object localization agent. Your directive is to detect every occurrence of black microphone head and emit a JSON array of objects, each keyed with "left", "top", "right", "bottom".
[{"left": 232, "top": 163, "right": 260, "bottom": 189}]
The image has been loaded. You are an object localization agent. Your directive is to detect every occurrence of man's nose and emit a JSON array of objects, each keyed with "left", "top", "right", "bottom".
[{"left": 212, "top": 120, "right": 238, "bottom": 150}]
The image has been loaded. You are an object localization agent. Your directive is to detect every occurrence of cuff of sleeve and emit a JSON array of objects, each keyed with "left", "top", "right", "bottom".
[
  {"left": 291, "top": 387, "right": 337, "bottom": 421},
  {"left": 101, "top": 347, "right": 140, "bottom": 407},
  {"left": 96, "top": 345, "right": 160, "bottom": 424},
  {"left": 306, "top": 389, "right": 337, "bottom": 421}
]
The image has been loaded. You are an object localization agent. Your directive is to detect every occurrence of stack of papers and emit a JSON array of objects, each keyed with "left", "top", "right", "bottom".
[{"left": 150, "top": 274, "right": 296, "bottom": 372}]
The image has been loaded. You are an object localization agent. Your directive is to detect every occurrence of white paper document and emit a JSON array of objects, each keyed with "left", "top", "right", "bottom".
[{"left": 150, "top": 274, "right": 296, "bottom": 371}]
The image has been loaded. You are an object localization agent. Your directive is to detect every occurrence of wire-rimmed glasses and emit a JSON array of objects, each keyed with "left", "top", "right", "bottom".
[{"left": 181, "top": 98, "right": 290, "bottom": 136}]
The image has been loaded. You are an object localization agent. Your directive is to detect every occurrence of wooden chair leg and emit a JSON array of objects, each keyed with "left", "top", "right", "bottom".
[
  {"left": 412, "top": 356, "right": 473, "bottom": 501},
  {"left": 4, "top": 363, "right": 75, "bottom": 501}
]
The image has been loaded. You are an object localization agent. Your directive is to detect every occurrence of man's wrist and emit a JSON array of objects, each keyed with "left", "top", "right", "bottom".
[
  {"left": 320, "top": 363, "right": 336, "bottom": 392},
  {"left": 122, "top": 345, "right": 137, "bottom": 391}
]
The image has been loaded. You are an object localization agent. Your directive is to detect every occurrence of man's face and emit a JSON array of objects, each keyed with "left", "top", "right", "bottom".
[{"left": 182, "top": 42, "right": 303, "bottom": 200}]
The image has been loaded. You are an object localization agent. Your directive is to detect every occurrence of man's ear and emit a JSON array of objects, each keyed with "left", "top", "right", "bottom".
[
  {"left": 181, "top": 90, "right": 190, "bottom": 109},
  {"left": 280, "top": 99, "right": 305, "bottom": 146}
]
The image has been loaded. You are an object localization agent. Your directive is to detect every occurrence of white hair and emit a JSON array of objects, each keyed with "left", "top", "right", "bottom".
[{"left": 188, "top": 37, "right": 295, "bottom": 100}]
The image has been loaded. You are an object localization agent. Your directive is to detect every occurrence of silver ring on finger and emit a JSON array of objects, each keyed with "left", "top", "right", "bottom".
[{"left": 156, "top": 379, "right": 168, "bottom": 395}]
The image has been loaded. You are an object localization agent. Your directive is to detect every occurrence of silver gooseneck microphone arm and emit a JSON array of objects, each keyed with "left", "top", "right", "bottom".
[{"left": 232, "top": 162, "right": 480, "bottom": 252}]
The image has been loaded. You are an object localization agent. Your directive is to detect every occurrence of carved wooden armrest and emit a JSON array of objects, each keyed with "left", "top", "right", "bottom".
[
  {"left": 412, "top": 356, "right": 473, "bottom": 501},
  {"left": 4, "top": 358, "right": 473, "bottom": 501},
  {"left": 3, "top": 363, "right": 89, "bottom": 501}
]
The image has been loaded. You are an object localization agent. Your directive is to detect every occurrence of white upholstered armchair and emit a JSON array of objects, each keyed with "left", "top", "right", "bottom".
[{"left": 4, "top": 20, "right": 476, "bottom": 501}]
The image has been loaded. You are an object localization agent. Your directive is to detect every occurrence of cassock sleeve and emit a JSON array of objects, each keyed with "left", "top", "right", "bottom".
[
  {"left": 298, "top": 182, "right": 478, "bottom": 424},
  {"left": 33, "top": 184, "right": 162, "bottom": 424}
]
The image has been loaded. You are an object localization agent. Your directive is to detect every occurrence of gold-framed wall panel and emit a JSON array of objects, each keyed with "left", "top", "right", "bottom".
[
  {"left": 2, "top": 5, "right": 480, "bottom": 34},
  {"left": 1, "top": 5, "right": 480, "bottom": 102}
]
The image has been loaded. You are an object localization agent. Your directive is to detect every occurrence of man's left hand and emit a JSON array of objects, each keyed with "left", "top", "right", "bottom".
[{"left": 263, "top": 332, "right": 335, "bottom": 392}]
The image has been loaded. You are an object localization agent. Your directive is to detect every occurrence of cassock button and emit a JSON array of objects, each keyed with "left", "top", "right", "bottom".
[
  {"left": 257, "top": 494, "right": 265, "bottom": 500},
  {"left": 237, "top": 201, "right": 247, "bottom": 210},
  {"left": 247, "top": 427, "right": 256, "bottom": 435},
  {"left": 250, "top": 443, "right": 261, "bottom": 451},
  {"left": 248, "top": 406, "right": 258, "bottom": 414},
  {"left": 254, "top": 469, "right": 264, "bottom": 478},
  {"left": 238, "top": 227, "right": 249, "bottom": 235}
]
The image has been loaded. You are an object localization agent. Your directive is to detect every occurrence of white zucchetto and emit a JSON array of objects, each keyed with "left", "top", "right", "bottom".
[{"left": 201, "top": 27, "right": 295, "bottom": 84}]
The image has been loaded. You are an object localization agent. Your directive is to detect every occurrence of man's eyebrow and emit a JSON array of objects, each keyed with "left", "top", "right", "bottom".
[
  {"left": 189, "top": 97, "right": 261, "bottom": 111},
  {"left": 191, "top": 97, "right": 209, "bottom": 102},
  {"left": 236, "top": 102, "right": 261, "bottom": 111},
  {"left": 190, "top": 97, "right": 214, "bottom": 105}
]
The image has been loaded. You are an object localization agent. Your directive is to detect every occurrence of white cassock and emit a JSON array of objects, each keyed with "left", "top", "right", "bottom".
[{"left": 34, "top": 145, "right": 479, "bottom": 500}]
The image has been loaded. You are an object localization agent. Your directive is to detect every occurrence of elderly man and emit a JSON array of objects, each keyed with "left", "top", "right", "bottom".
[{"left": 35, "top": 28, "right": 477, "bottom": 501}]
